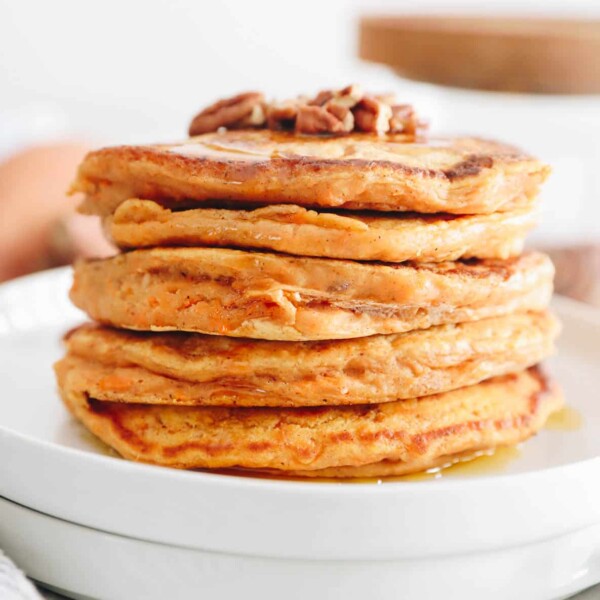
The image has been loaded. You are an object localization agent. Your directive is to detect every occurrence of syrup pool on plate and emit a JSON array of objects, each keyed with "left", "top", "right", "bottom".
[{"left": 544, "top": 405, "right": 583, "bottom": 431}]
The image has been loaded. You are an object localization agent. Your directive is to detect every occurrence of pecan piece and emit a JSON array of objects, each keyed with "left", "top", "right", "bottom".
[
  {"left": 309, "top": 90, "right": 334, "bottom": 106},
  {"left": 353, "top": 97, "right": 393, "bottom": 134},
  {"left": 311, "top": 84, "right": 363, "bottom": 108},
  {"left": 189, "top": 92, "right": 266, "bottom": 136},
  {"left": 324, "top": 102, "right": 354, "bottom": 132},
  {"left": 335, "top": 84, "right": 363, "bottom": 107},
  {"left": 389, "top": 104, "right": 420, "bottom": 134},
  {"left": 296, "top": 105, "right": 350, "bottom": 134},
  {"left": 267, "top": 100, "right": 300, "bottom": 130}
]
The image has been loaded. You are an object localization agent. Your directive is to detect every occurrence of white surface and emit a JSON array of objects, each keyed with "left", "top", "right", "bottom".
[
  {"left": 0, "top": 267, "right": 599, "bottom": 568},
  {"left": 0, "top": 548, "right": 42, "bottom": 600},
  {"left": 1, "top": 496, "right": 600, "bottom": 600}
]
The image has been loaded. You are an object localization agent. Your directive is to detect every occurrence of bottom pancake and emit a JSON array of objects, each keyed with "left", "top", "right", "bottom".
[{"left": 57, "top": 367, "right": 562, "bottom": 475}]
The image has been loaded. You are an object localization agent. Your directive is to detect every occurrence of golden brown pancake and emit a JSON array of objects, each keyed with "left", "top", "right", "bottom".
[
  {"left": 56, "top": 311, "right": 559, "bottom": 407},
  {"left": 107, "top": 199, "right": 536, "bottom": 262},
  {"left": 72, "top": 131, "right": 549, "bottom": 217},
  {"left": 56, "top": 367, "right": 563, "bottom": 474},
  {"left": 70, "top": 248, "right": 554, "bottom": 340}
]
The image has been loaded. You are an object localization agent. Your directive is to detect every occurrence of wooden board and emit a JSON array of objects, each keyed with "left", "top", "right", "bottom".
[{"left": 359, "top": 16, "right": 600, "bottom": 94}]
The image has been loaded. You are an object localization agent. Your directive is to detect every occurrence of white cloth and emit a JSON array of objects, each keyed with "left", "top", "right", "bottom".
[{"left": 0, "top": 549, "right": 42, "bottom": 600}]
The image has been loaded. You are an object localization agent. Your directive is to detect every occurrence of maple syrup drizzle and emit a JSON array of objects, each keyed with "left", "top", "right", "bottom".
[
  {"left": 544, "top": 405, "right": 583, "bottom": 431},
  {"left": 212, "top": 446, "right": 523, "bottom": 484},
  {"left": 397, "top": 446, "right": 522, "bottom": 482}
]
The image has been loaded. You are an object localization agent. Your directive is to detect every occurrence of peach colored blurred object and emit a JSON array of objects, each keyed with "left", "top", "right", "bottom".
[{"left": 0, "top": 143, "right": 115, "bottom": 282}]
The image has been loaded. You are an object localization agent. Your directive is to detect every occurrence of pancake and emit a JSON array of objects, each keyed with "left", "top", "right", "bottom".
[
  {"left": 71, "top": 130, "right": 549, "bottom": 217},
  {"left": 70, "top": 248, "right": 554, "bottom": 340},
  {"left": 56, "top": 367, "right": 563, "bottom": 474},
  {"left": 56, "top": 311, "right": 559, "bottom": 407},
  {"left": 107, "top": 199, "right": 536, "bottom": 262}
]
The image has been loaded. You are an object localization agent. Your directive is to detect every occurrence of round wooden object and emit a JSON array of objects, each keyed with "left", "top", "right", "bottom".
[{"left": 359, "top": 16, "right": 600, "bottom": 94}]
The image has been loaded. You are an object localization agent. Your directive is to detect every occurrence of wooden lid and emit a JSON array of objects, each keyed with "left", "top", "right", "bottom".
[{"left": 359, "top": 16, "right": 600, "bottom": 94}]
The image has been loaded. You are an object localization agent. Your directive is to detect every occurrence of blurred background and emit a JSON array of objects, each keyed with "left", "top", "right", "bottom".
[{"left": 1, "top": 0, "right": 599, "bottom": 293}]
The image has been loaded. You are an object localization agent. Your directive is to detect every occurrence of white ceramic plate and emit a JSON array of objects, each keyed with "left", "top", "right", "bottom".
[
  {"left": 0, "top": 269, "right": 600, "bottom": 574},
  {"left": 2, "top": 495, "right": 600, "bottom": 600}
]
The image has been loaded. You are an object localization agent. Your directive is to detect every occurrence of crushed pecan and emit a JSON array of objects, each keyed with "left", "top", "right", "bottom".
[
  {"left": 188, "top": 92, "right": 266, "bottom": 136},
  {"left": 325, "top": 103, "right": 354, "bottom": 131},
  {"left": 296, "top": 105, "right": 349, "bottom": 134},
  {"left": 354, "top": 97, "right": 393, "bottom": 134},
  {"left": 334, "top": 84, "right": 363, "bottom": 107},
  {"left": 267, "top": 100, "right": 301, "bottom": 131},
  {"left": 389, "top": 104, "right": 420, "bottom": 134},
  {"left": 309, "top": 84, "right": 362, "bottom": 109},
  {"left": 294, "top": 85, "right": 362, "bottom": 133},
  {"left": 309, "top": 90, "right": 334, "bottom": 107},
  {"left": 188, "top": 85, "right": 427, "bottom": 139}
]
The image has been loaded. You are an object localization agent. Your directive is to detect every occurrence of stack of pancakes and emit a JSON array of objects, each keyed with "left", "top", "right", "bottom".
[{"left": 54, "top": 89, "right": 562, "bottom": 478}]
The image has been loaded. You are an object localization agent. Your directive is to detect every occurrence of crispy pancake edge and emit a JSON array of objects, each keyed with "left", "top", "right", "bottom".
[
  {"left": 107, "top": 199, "right": 537, "bottom": 262},
  {"left": 72, "top": 132, "right": 550, "bottom": 216},
  {"left": 56, "top": 311, "right": 559, "bottom": 406},
  {"left": 57, "top": 368, "right": 563, "bottom": 473},
  {"left": 69, "top": 249, "right": 555, "bottom": 340}
]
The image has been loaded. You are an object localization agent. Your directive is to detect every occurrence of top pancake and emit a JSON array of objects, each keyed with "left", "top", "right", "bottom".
[{"left": 72, "top": 130, "right": 549, "bottom": 216}]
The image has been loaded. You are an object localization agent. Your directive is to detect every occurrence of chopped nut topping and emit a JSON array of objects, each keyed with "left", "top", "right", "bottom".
[
  {"left": 324, "top": 102, "right": 354, "bottom": 132},
  {"left": 296, "top": 105, "right": 348, "bottom": 134},
  {"left": 267, "top": 100, "right": 301, "bottom": 131},
  {"left": 246, "top": 103, "right": 267, "bottom": 126},
  {"left": 388, "top": 104, "right": 418, "bottom": 134},
  {"left": 188, "top": 85, "right": 427, "bottom": 139},
  {"left": 354, "top": 97, "right": 393, "bottom": 134},
  {"left": 309, "top": 84, "right": 362, "bottom": 109},
  {"left": 188, "top": 92, "right": 266, "bottom": 136},
  {"left": 335, "top": 84, "right": 363, "bottom": 107}
]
